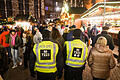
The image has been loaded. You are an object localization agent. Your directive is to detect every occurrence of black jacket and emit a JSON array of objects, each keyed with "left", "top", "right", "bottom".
[
  {"left": 62, "top": 33, "right": 68, "bottom": 41},
  {"left": 93, "top": 31, "right": 114, "bottom": 50},
  {"left": 29, "top": 39, "right": 64, "bottom": 79}
]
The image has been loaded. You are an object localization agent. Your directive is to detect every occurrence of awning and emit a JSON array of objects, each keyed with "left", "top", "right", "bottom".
[
  {"left": 69, "top": 7, "right": 87, "bottom": 14},
  {"left": 14, "top": 14, "right": 37, "bottom": 23},
  {"left": 81, "top": 1, "right": 120, "bottom": 18}
]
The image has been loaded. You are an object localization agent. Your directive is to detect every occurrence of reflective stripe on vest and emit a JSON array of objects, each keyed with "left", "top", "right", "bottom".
[
  {"left": 33, "top": 41, "right": 58, "bottom": 73},
  {"left": 65, "top": 40, "right": 88, "bottom": 68}
]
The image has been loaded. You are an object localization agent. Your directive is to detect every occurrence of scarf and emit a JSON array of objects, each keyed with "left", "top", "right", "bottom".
[{"left": 10, "top": 33, "right": 17, "bottom": 46}]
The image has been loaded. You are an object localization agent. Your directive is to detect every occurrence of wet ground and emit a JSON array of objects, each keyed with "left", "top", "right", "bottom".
[{"left": 2, "top": 46, "right": 120, "bottom": 80}]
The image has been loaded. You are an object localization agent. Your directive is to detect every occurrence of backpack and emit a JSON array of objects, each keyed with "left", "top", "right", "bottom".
[
  {"left": 91, "top": 28, "right": 97, "bottom": 36},
  {"left": 5, "top": 34, "right": 10, "bottom": 43}
]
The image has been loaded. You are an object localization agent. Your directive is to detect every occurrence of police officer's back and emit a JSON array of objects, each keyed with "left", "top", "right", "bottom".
[
  {"left": 30, "top": 30, "right": 63, "bottom": 80},
  {"left": 63, "top": 29, "right": 88, "bottom": 80}
]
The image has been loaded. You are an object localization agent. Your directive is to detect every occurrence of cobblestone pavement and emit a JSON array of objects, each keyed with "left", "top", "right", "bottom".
[{"left": 3, "top": 46, "right": 120, "bottom": 80}]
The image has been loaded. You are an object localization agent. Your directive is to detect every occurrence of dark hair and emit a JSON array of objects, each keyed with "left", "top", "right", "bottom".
[
  {"left": 51, "top": 27, "right": 61, "bottom": 40},
  {"left": 23, "top": 31, "right": 27, "bottom": 34},
  {"left": 101, "top": 31, "right": 107, "bottom": 34},
  {"left": 102, "top": 26, "right": 109, "bottom": 30},
  {"left": 11, "top": 30, "right": 16, "bottom": 32},
  {"left": 42, "top": 30, "right": 51, "bottom": 39},
  {"left": 3, "top": 27, "right": 7, "bottom": 31},
  {"left": 73, "top": 29, "right": 82, "bottom": 38}
]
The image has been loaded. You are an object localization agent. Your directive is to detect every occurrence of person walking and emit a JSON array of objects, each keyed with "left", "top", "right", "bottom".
[
  {"left": 0, "top": 27, "right": 11, "bottom": 63},
  {"left": 117, "top": 31, "right": 120, "bottom": 63},
  {"left": 21, "top": 32, "right": 28, "bottom": 69},
  {"left": 30, "top": 30, "right": 63, "bottom": 80},
  {"left": 90, "top": 25, "right": 98, "bottom": 47},
  {"left": 62, "top": 27, "right": 69, "bottom": 41},
  {"left": 88, "top": 37, "right": 116, "bottom": 80},
  {"left": 51, "top": 27, "right": 65, "bottom": 51},
  {"left": 9, "top": 30, "right": 22, "bottom": 68},
  {"left": 33, "top": 29, "right": 43, "bottom": 44},
  {"left": 93, "top": 27, "right": 114, "bottom": 50},
  {"left": 0, "top": 45, "right": 8, "bottom": 79},
  {"left": 67, "top": 25, "right": 76, "bottom": 41},
  {"left": 63, "top": 29, "right": 88, "bottom": 80}
]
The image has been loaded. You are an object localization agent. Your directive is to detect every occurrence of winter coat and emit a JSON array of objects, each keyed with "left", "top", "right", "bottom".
[
  {"left": 93, "top": 31, "right": 115, "bottom": 50},
  {"left": 26, "top": 34, "right": 34, "bottom": 48},
  {"left": 9, "top": 34, "right": 21, "bottom": 49},
  {"left": 67, "top": 30, "right": 74, "bottom": 41},
  {"left": 88, "top": 43, "right": 116, "bottom": 79},
  {"left": 62, "top": 33, "right": 68, "bottom": 41},
  {"left": 90, "top": 27, "right": 98, "bottom": 47},
  {"left": 52, "top": 36, "right": 65, "bottom": 51},
  {"left": 33, "top": 32, "right": 43, "bottom": 44},
  {"left": 0, "top": 31, "right": 10, "bottom": 47},
  {"left": 0, "top": 46, "right": 8, "bottom": 74}
]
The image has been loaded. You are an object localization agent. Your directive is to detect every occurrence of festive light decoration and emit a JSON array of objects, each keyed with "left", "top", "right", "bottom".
[{"left": 81, "top": 2, "right": 120, "bottom": 18}]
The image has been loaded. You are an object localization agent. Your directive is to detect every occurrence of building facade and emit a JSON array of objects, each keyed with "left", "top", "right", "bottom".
[
  {"left": 92, "top": 0, "right": 120, "bottom": 5},
  {"left": 0, "top": 0, "right": 45, "bottom": 22},
  {"left": 45, "top": 0, "right": 63, "bottom": 19},
  {"left": 64, "top": 0, "right": 92, "bottom": 9},
  {"left": 64, "top": 0, "right": 120, "bottom": 9}
]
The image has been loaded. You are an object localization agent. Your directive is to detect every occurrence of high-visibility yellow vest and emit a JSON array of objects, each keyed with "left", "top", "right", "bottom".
[
  {"left": 65, "top": 39, "right": 88, "bottom": 68},
  {"left": 33, "top": 41, "right": 58, "bottom": 73}
]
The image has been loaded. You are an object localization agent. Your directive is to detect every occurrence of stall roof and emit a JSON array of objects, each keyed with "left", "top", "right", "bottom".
[
  {"left": 14, "top": 14, "right": 37, "bottom": 23},
  {"left": 81, "top": 1, "right": 120, "bottom": 18},
  {"left": 69, "top": 7, "right": 87, "bottom": 14}
]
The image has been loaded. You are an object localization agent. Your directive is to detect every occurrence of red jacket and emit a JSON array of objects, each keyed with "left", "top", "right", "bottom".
[{"left": 0, "top": 31, "right": 10, "bottom": 47}]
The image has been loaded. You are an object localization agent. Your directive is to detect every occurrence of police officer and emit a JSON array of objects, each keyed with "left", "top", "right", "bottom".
[
  {"left": 30, "top": 30, "right": 63, "bottom": 80},
  {"left": 63, "top": 29, "right": 88, "bottom": 80}
]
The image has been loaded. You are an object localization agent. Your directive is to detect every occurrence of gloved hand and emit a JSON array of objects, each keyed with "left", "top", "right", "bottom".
[
  {"left": 30, "top": 70, "right": 36, "bottom": 78},
  {"left": 57, "top": 72, "right": 62, "bottom": 79},
  {"left": 30, "top": 73, "right": 36, "bottom": 78}
]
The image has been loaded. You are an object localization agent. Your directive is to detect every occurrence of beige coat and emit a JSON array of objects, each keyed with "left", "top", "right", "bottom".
[{"left": 88, "top": 44, "right": 116, "bottom": 79}]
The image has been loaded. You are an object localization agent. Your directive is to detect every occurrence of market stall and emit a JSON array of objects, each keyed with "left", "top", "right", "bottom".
[
  {"left": 61, "top": 1, "right": 87, "bottom": 27},
  {"left": 14, "top": 14, "right": 37, "bottom": 31},
  {"left": 79, "top": 1, "right": 120, "bottom": 45}
]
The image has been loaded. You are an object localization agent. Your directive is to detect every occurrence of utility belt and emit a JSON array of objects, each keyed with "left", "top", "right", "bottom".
[{"left": 65, "top": 63, "right": 86, "bottom": 70}]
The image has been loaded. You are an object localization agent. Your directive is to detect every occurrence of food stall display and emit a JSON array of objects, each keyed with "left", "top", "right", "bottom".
[{"left": 79, "top": 1, "right": 120, "bottom": 45}]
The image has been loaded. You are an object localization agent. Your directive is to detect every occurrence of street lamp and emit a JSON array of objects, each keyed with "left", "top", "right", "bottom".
[{"left": 56, "top": 7, "right": 60, "bottom": 12}]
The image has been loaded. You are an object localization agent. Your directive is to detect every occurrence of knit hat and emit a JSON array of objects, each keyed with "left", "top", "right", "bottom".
[{"left": 96, "top": 36, "right": 107, "bottom": 46}]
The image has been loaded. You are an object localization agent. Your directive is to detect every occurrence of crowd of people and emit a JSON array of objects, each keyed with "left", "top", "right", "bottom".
[{"left": 0, "top": 23, "right": 119, "bottom": 80}]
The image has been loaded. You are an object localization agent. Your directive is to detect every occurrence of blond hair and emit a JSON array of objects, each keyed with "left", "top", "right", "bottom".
[{"left": 96, "top": 36, "right": 107, "bottom": 46}]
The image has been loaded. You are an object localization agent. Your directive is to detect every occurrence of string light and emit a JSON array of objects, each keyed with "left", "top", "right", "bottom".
[{"left": 81, "top": 2, "right": 120, "bottom": 18}]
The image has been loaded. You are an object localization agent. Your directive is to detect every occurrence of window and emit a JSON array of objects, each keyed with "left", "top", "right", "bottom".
[
  {"left": 56, "top": 2, "right": 58, "bottom": 6},
  {"left": 25, "top": 0, "right": 29, "bottom": 15},
  {"left": 6, "top": 0, "right": 12, "bottom": 17},
  {"left": 0, "top": 0, "right": 6, "bottom": 18},
  {"left": 34, "top": 0, "right": 38, "bottom": 18},
  {"left": 18, "top": 0, "right": 24, "bottom": 15}
]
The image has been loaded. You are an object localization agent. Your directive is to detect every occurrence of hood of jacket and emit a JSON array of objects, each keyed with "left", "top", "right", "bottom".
[{"left": 95, "top": 43, "right": 109, "bottom": 53}]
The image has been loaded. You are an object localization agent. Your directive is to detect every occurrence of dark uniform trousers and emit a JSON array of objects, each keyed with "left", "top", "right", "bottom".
[
  {"left": 64, "top": 65, "right": 85, "bottom": 80},
  {"left": 37, "top": 71, "right": 56, "bottom": 80}
]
